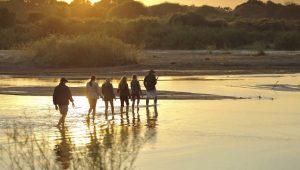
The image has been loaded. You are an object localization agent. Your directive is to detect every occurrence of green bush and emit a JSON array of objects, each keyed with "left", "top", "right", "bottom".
[
  {"left": 27, "top": 34, "right": 140, "bottom": 67},
  {"left": 118, "top": 17, "right": 161, "bottom": 45},
  {"left": 37, "top": 16, "right": 67, "bottom": 34},
  {"left": 196, "top": 5, "right": 226, "bottom": 17},
  {"left": 231, "top": 19, "right": 287, "bottom": 31},
  {"left": 169, "top": 12, "right": 228, "bottom": 28},
  {"left": 0, "top": 24, "right": 45, "bottom": 49},
  {"left": 27, "top": 12, "right": 45, "bottom": 23},
  {"left": 169, "top": 12, "right": 208, "bottom": 26},
  {"left": 274, "top": 31, "right": 300, "bottom": 50}
]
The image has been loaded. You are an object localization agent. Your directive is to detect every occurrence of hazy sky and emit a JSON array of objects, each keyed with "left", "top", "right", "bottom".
[
  {"left": 59, "top": 0, "right": 299, "bottom": 8},
  {"left": 139, "top": 0, "right": 299, "bottom": 8}
]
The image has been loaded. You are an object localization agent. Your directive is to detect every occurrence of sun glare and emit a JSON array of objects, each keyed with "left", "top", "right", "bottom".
[{"left": 67, "top": 0, "right": 296, "bottom": 7}]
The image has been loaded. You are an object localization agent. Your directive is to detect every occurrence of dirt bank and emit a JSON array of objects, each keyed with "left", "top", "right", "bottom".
[{"left": 0, "top": 50, "right": 300, "bottom": 77}]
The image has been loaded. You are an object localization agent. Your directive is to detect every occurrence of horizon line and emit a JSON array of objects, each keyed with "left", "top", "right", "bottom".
[{"left": 0, "top": 0, "right": 299, "bottom": 8}]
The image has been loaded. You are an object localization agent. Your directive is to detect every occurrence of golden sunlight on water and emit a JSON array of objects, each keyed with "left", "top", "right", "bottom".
[{"left": 0, "top": 74, "right": 300, "bottom": 169}]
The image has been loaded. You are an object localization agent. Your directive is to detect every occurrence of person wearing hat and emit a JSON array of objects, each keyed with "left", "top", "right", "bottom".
[
  {"left": 53, "top": 78, "right": 75, "bottom": 127},
  {"left": 143, "top": 70, "right": 158, "bottom": 106}
]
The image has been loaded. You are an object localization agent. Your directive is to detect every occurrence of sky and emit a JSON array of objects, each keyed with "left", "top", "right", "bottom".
[
  {"left": 57, "top": 0, "right": 299, "bottom": 8},
  {"left": 0, "top": 0, "right": 297, "bottom": 7},
  {"left": 139, "top": 0, "right": 299, "bottom": 8}
]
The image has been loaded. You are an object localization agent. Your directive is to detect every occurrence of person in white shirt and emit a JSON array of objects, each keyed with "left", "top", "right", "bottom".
[{"left": 86, "top": 76, "right": 101, "bottom": 118}]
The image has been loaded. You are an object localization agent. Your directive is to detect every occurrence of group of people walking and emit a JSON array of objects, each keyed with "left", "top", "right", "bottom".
[{"left": 53, "top": 70, "right": 158, "bottom": 127}]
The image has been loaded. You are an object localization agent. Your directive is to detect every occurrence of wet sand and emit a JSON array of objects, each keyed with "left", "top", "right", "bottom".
[
  {"left": 0, "top": 86, "right": 241, "bottom": 100},
  {"left": 0, "top": 50, "right": 300, "bottom": 77},
  {"left": 256, "top": 84, "right": 300, "bottom": 92}
]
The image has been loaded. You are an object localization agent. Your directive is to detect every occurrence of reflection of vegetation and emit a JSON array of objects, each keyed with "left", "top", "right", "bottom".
[{"left": 0, "top": 106, "right": 158, "bottom": 169}]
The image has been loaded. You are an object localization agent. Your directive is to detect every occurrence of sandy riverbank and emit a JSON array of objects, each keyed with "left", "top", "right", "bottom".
[
  {"left": 0, "top": 86, "right": 242, "bottom": 100},
  {"left": 0, "top": 50, "right": 300, "bottom": 77}
]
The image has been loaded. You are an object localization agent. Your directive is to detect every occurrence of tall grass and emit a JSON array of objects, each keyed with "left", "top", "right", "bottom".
[{"left": 27, "top": 34, "right": 140, "bottom": 67}]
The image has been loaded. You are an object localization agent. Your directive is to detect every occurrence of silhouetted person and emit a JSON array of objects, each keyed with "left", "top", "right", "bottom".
[
  {"left": 131, "top": 74, "right": 142, "bottom": 108},
  {"left": 144, "top": 70, "right": 158, "bottom": 106},
  {"left": 102, "top": 78, "right": 115, "bottom": 115},
  {"left": 118, "top": 76, "right": 130, "bottom": 108},
  {"left": 53, "top": 78, "right": 74, "bottom": 127},
  {"left": 86, "top": 75, "right": 100, "bottom": 119}
]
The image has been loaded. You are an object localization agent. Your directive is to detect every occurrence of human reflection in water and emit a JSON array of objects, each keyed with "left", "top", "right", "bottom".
[
  {"left": 86, "top": 119, "right": 103, "bottom": 168},
  {"left": 146, "top": 105, "right": 158, "bottom": 128},
  {"left": 81, "top": 106, "right": 158, "bottom": 169},
  {"left": 120, "top": 106, "right": 130, "bottom": 125},
  {"left": 132, "top": 105, "right": 141, "bottom": 127},
  {"left": 54, "top": 125, "right": 72, "bottom": 170}
]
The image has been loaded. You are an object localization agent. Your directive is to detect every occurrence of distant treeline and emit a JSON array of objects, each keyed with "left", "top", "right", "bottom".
[{"left": 0, "top": 0, "right": 299, "bottom": 53}]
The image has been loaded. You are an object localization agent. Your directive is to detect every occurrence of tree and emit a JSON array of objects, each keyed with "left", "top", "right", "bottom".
[
  {"left": 0, "top": 7, "right": 15, "bottom": 28},
  {"left": 234, "top": 0, "right": 300, "bottom": 20},
  {"left": 169, "top": 12, "right": 208, "bottom": 27},
  {"left": 93, "top": 0, "right": 114, "bottom": 9},
  {"left": 70, "top": 0, "right": 91, "bottom": 18},
  {"left": 14, "top": 0, "right": 57, "bottom": 5},
  {"left": 196, "top": 5, "right": 222, "bottom": 17},
  {"left": 149, "top": 2, "right": 187, "bottom": 16},
  {"left": 109, "top": 1, "right": 148, "bottom": 19}
]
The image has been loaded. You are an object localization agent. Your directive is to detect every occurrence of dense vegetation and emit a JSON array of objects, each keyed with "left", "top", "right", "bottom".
[
  {"left": 0, "top": 0, "right": 299, "bottom": 66},
  {"left": 29, "top": 34, "right": 139, "bottom": 67}
]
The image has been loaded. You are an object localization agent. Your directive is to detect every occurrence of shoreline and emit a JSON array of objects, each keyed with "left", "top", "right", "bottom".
[
  {"left": 0, "top": 87, "right": 243, "bottom": 100},
  {"left": 1, "top": 50, "right": 300, "bottom": 77},
  {"left": 0, "top": 68, "right": 299, "bottom": 78}
]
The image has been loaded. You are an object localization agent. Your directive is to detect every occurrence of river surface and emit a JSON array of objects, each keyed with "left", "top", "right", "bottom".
[{"left": 0, "top": 74, "right": 300, "bottom": 170}]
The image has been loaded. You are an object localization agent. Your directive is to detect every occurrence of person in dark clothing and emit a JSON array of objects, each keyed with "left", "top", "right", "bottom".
[
  {"left": 118, "top": 76, "right": 130, "bottom": 107},
  {"left": 144, "top": 70, "right": 158, "bottom": 106},
  {"left": 101, "top": 78, "right": 115, "bottom": 115},
  {"left": 53, "top": 78, "right": 74, "bottom": 127},
  {"left": 131, "top": 74, "right": 142, "bottom": 108}
]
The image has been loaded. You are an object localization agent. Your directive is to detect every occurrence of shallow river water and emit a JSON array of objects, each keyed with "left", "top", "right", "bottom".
[{"left": 0, "top": 74, "right": 300, "bottom": 170}]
